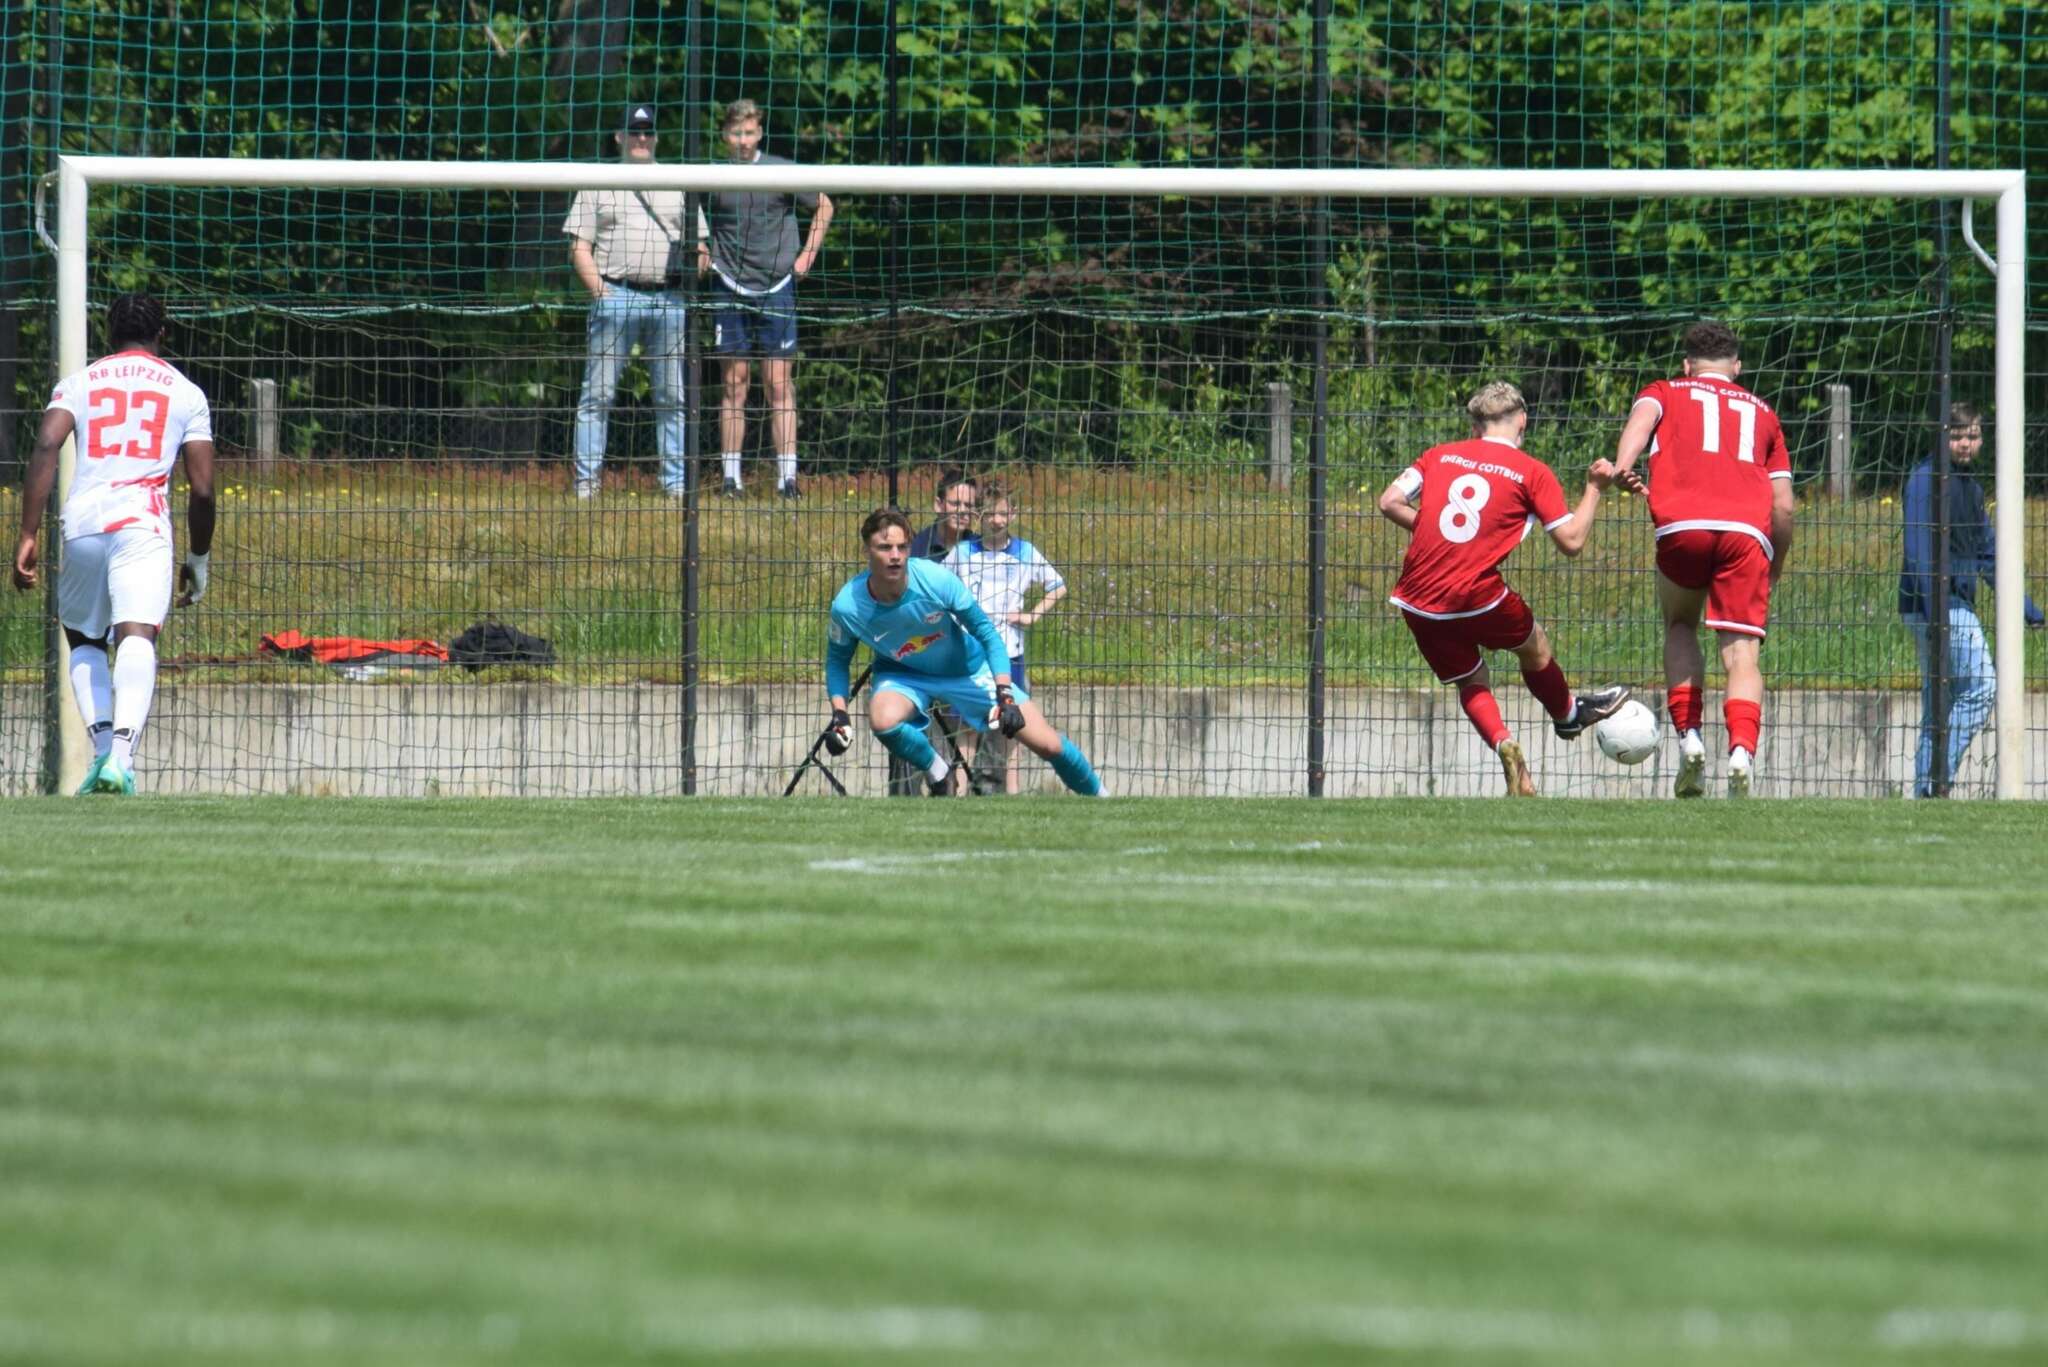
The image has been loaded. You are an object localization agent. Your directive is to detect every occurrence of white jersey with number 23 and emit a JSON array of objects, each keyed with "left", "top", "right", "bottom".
[{"left": 47, "top": 348, "right": 213, "bottom": 545}]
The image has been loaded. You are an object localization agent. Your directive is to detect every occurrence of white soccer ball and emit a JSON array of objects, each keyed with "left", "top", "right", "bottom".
[{"left": 1594, "top": 699, "right": 1660, "bottom": 765}]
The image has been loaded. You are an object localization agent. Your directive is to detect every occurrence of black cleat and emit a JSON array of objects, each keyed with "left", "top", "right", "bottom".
[
  {"left": 1553, "top": 684, "right": 1631, "bottom": 740},
  {"left": 777, "top": 479, "right": 803, "bottom": 501},
  {"left": 718, "top": 479, "right": 744, "bottom": 499},
  {"left": 925, "top": 768, "right": 956, "bottom": 798}
]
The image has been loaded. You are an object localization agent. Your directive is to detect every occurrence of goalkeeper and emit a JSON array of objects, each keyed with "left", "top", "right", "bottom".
[{"left": 824, "top": 508, "right": 1106, "bottom": 798}]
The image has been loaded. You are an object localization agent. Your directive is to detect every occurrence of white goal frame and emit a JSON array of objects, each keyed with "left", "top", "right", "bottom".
[{"left": 50, "top": 157, "right": 2032, "bottom": 797}]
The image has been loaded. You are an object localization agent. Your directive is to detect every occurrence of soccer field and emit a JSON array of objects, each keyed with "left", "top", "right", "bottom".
[{"left": 3, "top": 797, "right": 2045, "bottom": 1365}]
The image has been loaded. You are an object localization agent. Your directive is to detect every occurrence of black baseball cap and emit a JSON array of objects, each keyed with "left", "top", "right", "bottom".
[{"left": 622, "top": 104, "right": 656, "bottom": 132}]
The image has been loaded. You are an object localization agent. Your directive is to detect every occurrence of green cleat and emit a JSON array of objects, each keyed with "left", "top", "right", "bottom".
[
  {"left": 74, "top": 753, "right": 108, "bottom": 796},
  {"left": 94, "top": 757, "right": 136, "bottom": 795}
]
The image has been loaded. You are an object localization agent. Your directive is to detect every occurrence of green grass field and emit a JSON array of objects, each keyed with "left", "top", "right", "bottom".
[{"left": 4, "top": 798, "right": 2045, "bottom": 1363}]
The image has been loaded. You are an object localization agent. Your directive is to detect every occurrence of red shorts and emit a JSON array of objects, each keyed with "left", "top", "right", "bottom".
[
  {"left": 1400, "top": 591, "right": 1537, "bottom": 683},
  {"left": 1655, "top": 528, "right": 1772, "bottom": 638}
]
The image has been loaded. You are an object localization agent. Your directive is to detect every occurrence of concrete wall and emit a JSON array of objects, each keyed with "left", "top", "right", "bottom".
[{"left": 7, "top": 683, "right": 2039, "bottom": 798}]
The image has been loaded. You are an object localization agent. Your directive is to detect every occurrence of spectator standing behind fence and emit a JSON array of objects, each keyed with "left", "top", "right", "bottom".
[
  {"left": 562, "top": 103, "right": 688, "bottom": 501},
  {"left": 1897, "top": 402, "right": 2044, "bottom": 798},
  {"left": 944, "top": 483, "right": 1067, "bottom": 794},
  {"left": 697, "top": 98, "right": 834, "bottom": 501},
  {"left": 909, "top": 469, "right": 978, "bottom": 561}
]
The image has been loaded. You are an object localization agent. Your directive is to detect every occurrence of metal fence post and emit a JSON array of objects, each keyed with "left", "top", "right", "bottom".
[{"left": 1305, "top": 0, "right": 1331, "bottom": 797}]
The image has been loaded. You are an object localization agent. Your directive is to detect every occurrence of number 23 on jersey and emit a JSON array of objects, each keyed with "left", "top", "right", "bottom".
[{"left": 85, "top": 388, "right": 171, "bottom": 462}]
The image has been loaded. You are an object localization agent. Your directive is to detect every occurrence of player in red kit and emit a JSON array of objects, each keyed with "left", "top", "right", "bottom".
[
  {"left": 1612, "top": 321, "right": 1796, "bottom": 799},
  {"left": 1379, "top": 382, "right": 1630, "bottom": 796}
]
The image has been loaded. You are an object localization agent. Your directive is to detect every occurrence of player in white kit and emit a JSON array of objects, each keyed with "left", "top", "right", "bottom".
[{"left": 12, "top": 294, "right": 217, "bottom": 795}]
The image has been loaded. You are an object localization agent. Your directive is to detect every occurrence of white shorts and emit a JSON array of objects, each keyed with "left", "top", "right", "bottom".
[{"left": 58, "top": 529, "right": 173, "bottom": 640}]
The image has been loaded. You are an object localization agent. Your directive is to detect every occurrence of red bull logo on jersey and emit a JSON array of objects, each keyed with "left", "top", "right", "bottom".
[{"left": 893, "top": 630, "right": 944, "bottom": 660}]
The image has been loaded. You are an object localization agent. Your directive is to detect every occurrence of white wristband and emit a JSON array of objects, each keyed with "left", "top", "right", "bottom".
[{"left": 184, "top": 550, "right": 210, "bottom": 603}]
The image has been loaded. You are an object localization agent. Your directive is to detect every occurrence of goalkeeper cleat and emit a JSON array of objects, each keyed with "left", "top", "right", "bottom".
[
  {"left": 1553, "top": 683, "right": 1631, "bottom": 740},
  {"left": 1727, "top": 746, "right": 1753, "bottom": 799},
  {"left": 1496, "top": 739, "right": 1536, "bottom": 797},
  {"left": 926, "top": 765, "right": 956, "bottom": 798},
  {"left": 1674, "top": 730, "right": 1707, "bottom": 799},
  {"left": 93, "top": 757, "right": 136, "bottom": 796},
  {"left": 75, "top": 753, "right": 108, "bottom": 796}
]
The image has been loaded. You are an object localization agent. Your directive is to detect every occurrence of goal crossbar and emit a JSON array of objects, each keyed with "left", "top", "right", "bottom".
[{"left": 49, "top": 157, "right": 2032, "bottom": 797}]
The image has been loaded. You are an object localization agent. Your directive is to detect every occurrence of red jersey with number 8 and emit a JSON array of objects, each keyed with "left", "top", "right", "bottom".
[
  {"left": 1633, "top": 372, "right": 1790, "bottom": 556},
  {"left": 1388, "top": 438, "right": 1571, "bottom": 618},
  {"left": 47, "top": 348, "right": 213, "bottom": 545}
]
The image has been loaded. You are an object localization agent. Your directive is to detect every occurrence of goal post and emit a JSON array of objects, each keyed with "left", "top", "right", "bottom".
[{"left": 46, "top": 156, "right": 2031, "bottom": 797}]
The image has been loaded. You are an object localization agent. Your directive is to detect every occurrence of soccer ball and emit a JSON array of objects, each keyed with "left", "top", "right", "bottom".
[{"left": 1593, "top": 699, "right": 1660, "bottom": 765}]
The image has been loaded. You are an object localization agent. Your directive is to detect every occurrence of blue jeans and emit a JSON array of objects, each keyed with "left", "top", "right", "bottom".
[
  {"left": 1903, "top": 606, "right": 1996, "bottom": 796},
  {"left": 575, "top": 285, "right": 686, "bottom": 490}
]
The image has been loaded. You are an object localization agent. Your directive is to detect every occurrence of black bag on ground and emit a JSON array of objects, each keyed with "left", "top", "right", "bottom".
[{"left": 450, "top": 620, "right": 556, "bottom": 671}]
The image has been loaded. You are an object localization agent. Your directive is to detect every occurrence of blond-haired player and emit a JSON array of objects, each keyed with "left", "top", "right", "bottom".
[{"left": 1379, "top": 381, "right": 1629, "bottom": 795}]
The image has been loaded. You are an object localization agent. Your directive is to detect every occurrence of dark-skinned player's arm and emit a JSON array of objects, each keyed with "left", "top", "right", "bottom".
[
  {"left": 11, "top": 408, "right": 75, "bottom": 593},
  {"left": 177, "top": 437, "right": 218, "bottom": 606}
]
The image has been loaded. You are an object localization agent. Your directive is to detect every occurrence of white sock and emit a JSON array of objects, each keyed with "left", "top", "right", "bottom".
[
  {"left": 110, "top": 636, "right": 158, "bottom": 765},
  {"left": 722, "top": 453, "right": 742, "bottom": 484},
  {"left": 68, "top": 643, "right": 112, "bottom": 740},
  {"left": 926, "top": 755, "right": 950, "bottom": 784},
  {"left": 777, "top": 452, "right": 798, "bottom": 487}
]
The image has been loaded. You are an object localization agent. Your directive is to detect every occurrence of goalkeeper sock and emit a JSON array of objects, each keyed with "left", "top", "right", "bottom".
[
  {"left": 1049, "top": 736, "right": 1101, "bottom": 796},
  {"left": 1667, "top": 683, "right": 1703, "bottom": 736},
  {"left": 722, "top": 452, "right": 742, "bottom": 485},
  {"left": 875, "top": 720, "right": 940, "bottom": 775},
  {"left": 111, "top": 636, "right": 158, "bottom": 762},
  {"left": 68, "top": 643, "right": 112, "bottom": 741},
  {"left": 1457, "top": 681, "right": 1510, "bottom": 748},
  {"left": 776, "top": 451, "right": 797, "bottom": 488},
  {"left": 1724, "top": 698, "right": 1761, "bottom": 756},
  {"left": 1520, "top": 658, "right": 1573, "bottom": 720}
]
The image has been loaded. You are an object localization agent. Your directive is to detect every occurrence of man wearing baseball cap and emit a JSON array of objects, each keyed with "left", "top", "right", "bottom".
[{"left": 562, "top": 103, "right": 688, "bottom": 499}]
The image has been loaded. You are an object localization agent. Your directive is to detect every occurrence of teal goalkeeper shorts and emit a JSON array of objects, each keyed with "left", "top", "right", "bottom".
[{"left": 873, "top": 668, "right": 1030, "bottom": 734}]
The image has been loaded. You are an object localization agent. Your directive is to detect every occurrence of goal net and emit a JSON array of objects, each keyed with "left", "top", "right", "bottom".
[{"left": 2, "top": 159, "right": 2031, "bottom": 798}]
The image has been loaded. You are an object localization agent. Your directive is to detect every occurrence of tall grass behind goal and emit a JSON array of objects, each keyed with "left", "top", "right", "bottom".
[{"left": 3, "top": 159, "right": 2032, "bottom": 796}]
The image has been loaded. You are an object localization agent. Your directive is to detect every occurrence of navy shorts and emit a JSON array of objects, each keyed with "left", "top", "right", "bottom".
[{"left": 712, "top": 279, "right": 798, "bottom": 358}]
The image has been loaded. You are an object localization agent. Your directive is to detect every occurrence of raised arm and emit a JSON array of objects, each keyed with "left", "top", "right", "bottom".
[
  {"left": 1612, "top": 397, "right": 1661, "bottom": 480},
  {"left": 1546, "top": 464, "right": 1613, "bottom": 558}
]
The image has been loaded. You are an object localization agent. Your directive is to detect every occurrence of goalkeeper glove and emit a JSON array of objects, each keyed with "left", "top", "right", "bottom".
[
  {"left": 990, "top": 684, "right": 1026, "bottom": 738},
  {"left": 823, "top": 707, "right": 853, "bottom": 756},
  {"left": 178, "top": 551, "right": 209, "bottom": 606}
]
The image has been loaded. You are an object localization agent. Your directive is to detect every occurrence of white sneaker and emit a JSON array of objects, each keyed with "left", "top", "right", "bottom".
[
  {"left": 1674, "top": 730, "right": 1707, "bottom": 799},
  {"left": 574, "top": 480, "right": 598, "bottom": 500},
  {"left": 1727, "top": 746, "right": 1753, "bottom": 799}
]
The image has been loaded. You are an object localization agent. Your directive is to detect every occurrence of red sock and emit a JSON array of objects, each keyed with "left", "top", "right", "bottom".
[
  {"left": 1725, "top": 699, "right": 1761, "bottom": 755},
  {"left": 1458, "top": 681, "right": 1511, "bottom": 748},
  {"left": 1521, "top": 659, "right": 1573, "bottom": 720},
  {"left": 1667, "top": 683, "right": 1702, "bottom": 735}
]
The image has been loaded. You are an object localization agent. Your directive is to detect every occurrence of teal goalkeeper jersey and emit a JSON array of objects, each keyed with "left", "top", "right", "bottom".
[{"left": 826, "top": 558, "right": 1012, "bottom": 698}]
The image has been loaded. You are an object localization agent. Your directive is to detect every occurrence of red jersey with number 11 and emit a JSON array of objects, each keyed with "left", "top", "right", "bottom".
[
  {"left": 1388, "top": 437, "right": 1571, "bottom": 618},
  {"left": 47, "top": 349, "right": 213, "bottom": 545},
  {"left": 1634, "top": 372, "right": 1790, "bottom": 556}
]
